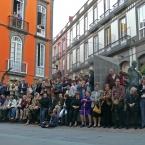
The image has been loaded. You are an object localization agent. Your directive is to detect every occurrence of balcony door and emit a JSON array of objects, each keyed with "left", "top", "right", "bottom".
[
  {"left": 13, "top": 0, "right": 24, "bottom": 19},
  {"left": 10, "top": 36, "right": 22, "bottom": 72},
  {"left": 13, "top": 0, "right": 24, "bottom": 29}
]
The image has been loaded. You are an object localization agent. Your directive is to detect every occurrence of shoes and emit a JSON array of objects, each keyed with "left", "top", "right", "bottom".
[
  {"left": 87, "top": 124, "right": 92, "bottom": 128},
  {"left": 93, "top": 124, "right": 97, "bottom": 128},
  {"left": 80, "top": 124, "right": 85, "bottom": 128}
]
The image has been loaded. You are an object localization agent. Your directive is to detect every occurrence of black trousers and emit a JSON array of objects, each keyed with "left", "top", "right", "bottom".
[
  {"left": 28, "top": 109, "right": 40, "bottom": 123},
  {"left": 101, "top": 102, "right": 112, "bottom": 127},
  {"left": 69, "top": 109, "right": 79, "bottom": 123},
  {"left": 125, "top": 107, "right": 139, "bottom": 128},
  {"left": 112, "top": 103, "right": 125, "bottom": 128}
]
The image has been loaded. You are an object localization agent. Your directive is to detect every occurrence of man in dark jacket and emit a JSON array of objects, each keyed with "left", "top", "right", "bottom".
[{"left": 39, "top": 93, "right": 52, "bottom": 127}]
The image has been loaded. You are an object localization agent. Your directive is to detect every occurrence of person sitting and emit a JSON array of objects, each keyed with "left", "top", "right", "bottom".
[
  {"left": 8, "top": 95, "right": 17, "bottom": 121},
  {"left": 47, "top": 108, "right": 59, "bottom": 128},
  {"left": 39, "top": 93, "right": 51, "bottom": 127},
  {"left": 26, "top": 93, "right": 40, "bottom": 125}
]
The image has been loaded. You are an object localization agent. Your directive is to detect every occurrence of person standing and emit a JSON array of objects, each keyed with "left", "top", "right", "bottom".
[
  {"left": 138, "top": 76, "right": 145, "bottom": 128},
  {"left": 91, "top": 83, "right": 102, "bottom": 127},
  {"left": 112, "top": 78, "right": 125, "bottom": 128},
  {"left": 125, "top": 87, "right": 140, "bottom": 129}
]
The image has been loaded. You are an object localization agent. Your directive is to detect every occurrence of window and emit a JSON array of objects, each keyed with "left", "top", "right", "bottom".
[
  {"left": 138, "top": 4, "right": 145, "bottom": 39},
  {"left": 62, "top": 59, "right": 65, "bottom": 70},
  {"left": 93, "top": 35, "right": 99, "bottom": 53},
  {"left": 88, "top": 7, "right": 93, "bottom": 28},
  {"left": 10, "top": 36, "right": 23, "bottom": 72},
  {"left": 67, "top": 30, "right": 70, "bottom": 47},
  {"left": 84, "top": 15, "right": 88, "bottom": 33},
  {"left": 105, "top": 0, "right": 110, "bottom": 13},
  {"left": 70, "top": 29, "right": 73, "bottom": 44},
  {"left": 13, "top": 0, "right": 24, "bottom": 19},
  {"left": 93, "top": 6, "right": 98, "bottom": 22},
  {"left": 73, "top": 24, "right": 76, "bottom": 39},
  {"left": 53, "top": 46, "right": 56, "bottom": 57},
  {"left": 84, "top": 42, "right": 88, "bottom": 61},
  {"left": 69, "top": 52, "right": 73, "bottom": 70},
  {"left": 80, "top": 16, "right": 84, "bottom": 36},
  {"left": 76, "top": 23, "right": 80, "bottom": 37},
  {"left": 98, "top": 0, "right": 104, "bottom": 19},
  {"left": 76, "top": 48, "right": 80, "bottom": 64},
  {"left": 36, "top": 43, "right": 45, "bottom": 77},
  {"left": 37, "top": 5, "right": 46, "bottom": 37},
  {"left": 105, "top": 27, "right": 111, "bottom": 46},
  {"left": 88, "top": 37, "right": 93, "bottom": 57},
  {"left": 98, "top": 29, "right": 104, "bottom": 49},
  {"left": 62, "top": 40, "right": 65, "bottom": 52},
  {"left": 80, "top": 43, "right": 84, "bottom": 63},
  {"left": 67, "top": 54, "right": 69, "bottom": 70},
  {"left": 73, "top": 49, "right": 76, "bottom": 64},
  {"left": 119, "top": 17, "right": 127, "bottom": 38}
]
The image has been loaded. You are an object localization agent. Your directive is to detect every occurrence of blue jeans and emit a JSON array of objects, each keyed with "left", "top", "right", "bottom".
[
  {"left": 8, "top": 108, "right": 16, "bottom": 119},
  {"left": 40, "top": 108, "right": 48, "bottom": 125},
  {"left": 140, "top": 98, "right": 145, "bottom": 127}
]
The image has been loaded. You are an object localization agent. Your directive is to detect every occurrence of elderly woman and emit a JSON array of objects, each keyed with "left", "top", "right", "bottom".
[{"left": 126, "top": 87, "right": 140, "bottom": 129}]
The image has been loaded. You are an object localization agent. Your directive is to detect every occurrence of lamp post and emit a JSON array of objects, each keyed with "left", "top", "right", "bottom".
[{"left": 0, "top": 67, "right": 12, "bottom": 83}]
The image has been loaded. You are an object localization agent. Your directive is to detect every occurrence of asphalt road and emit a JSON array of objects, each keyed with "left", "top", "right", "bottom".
[{"left": 0, "top": 123, "right": 145, "bottom": 145}]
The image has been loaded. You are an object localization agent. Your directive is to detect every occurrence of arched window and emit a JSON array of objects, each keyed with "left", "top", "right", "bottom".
[
  {"left": 10, "top": 36, "right": 23, "bottom": 72},
  {"left": 37, "top": 5, "right": 46, "bottom": 37}
]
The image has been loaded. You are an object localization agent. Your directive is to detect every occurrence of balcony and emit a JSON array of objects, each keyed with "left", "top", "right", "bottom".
[
  {"left": 7, "top": 59, "right": 28, "bottom": 75},
  {"left": 36, "top": 67, "right": 45, "bottom": 78},
  {"left": 8, "top": 16, "right": 29, "bottom": 34},
  {"left": 97, "top": 35, "right": 131, "bottom": 56},
  {"left": 72, "top": 35, "right": 80, "bottom": 47},
  {"left": 89, "top": 0, "right": 132, "bottom": 34}
]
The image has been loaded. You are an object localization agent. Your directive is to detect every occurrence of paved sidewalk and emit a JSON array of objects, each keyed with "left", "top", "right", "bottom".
[{"left": 0, "top": 123, "right": 145, "bottom": 145}]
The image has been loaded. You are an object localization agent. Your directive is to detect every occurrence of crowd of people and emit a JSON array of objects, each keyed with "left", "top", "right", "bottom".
[{"left": 0, "top": 68, "right": 145, "bottom": 129}]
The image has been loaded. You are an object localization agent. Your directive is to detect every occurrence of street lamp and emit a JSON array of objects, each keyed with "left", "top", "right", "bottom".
[{"left": 0, "top": 67, "right": 12, "bottom": 83}]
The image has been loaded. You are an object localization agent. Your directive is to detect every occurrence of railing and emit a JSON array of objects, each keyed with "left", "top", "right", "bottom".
[
  {"left": 97, "top": 35, "right": 131, "bottom": 55},
  {"left": 36, "top": 66, "right": 45, "bottom": 77},
  {"left": 72, "top": 35, "right": 80, "bottom": 43},
  {"left": 89, "top": 0, "right": 129, "bottom": 33},
  {"left": 8, "top": 15, "right": 29, "bottom": 33},
  {"left": 7, "top": 59, "right": 28, "bottom": 74}
]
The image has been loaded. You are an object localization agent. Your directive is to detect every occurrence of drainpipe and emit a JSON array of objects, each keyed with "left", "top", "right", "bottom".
[{"left": 49, "top": 0, "right": 54, "bottom": 79}]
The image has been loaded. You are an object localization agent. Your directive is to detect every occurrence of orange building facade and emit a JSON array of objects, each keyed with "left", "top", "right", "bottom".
[{"left": 0, "top": 0, "right": 53, "bottom": 84}]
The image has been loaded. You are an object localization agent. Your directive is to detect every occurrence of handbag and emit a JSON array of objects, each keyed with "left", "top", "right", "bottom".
[{"left": 93, "top": 105, "right": 101, "bottom": 114}]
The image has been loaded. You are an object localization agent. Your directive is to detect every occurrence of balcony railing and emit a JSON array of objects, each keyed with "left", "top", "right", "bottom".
[
  {"left": 7, "top": 59, "right": 28, "bottom": 75},
  {"left": 8, "top": 15, "right": 29, "bottom": 33},
  {"left": 97, "top": 35, "right": 131, "bottom": 56},
  {"left": 72, "top": 35, "right": 80, "bottom": 46},
  {"left": 36, "top": 66, "right": 45, "bottom": 78}
]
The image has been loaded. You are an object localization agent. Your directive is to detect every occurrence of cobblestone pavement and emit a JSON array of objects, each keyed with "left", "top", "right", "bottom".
[{"left": 0, "top": 123, "right": 145, "bottom": 145}]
